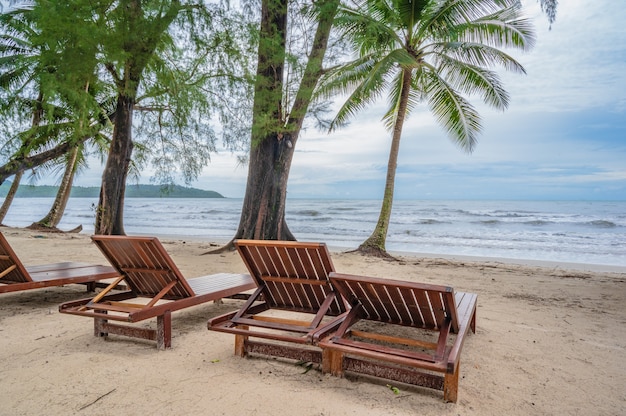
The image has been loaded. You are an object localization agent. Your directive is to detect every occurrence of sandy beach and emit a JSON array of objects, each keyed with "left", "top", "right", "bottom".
[{"left": 0, "top": 227, "right": 624, "bottom": 416}]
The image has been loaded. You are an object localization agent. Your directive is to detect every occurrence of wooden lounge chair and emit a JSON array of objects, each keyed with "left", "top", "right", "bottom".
[
  {"left": 207, "top": 240, "right": 349, "bottom": 364},
  {"left": 0, "top": 232, "right": 118, "bottom": 294},
  {"left": 319, "top": 272, "right": 477, "bottom": 403},
  {"left": 59, "top": 235, "right": 256, "bottom": 349}
]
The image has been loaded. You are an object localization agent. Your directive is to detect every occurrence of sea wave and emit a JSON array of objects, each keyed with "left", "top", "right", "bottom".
[
  {"left": 2, "top": 197, "right": 625, "bottom": 267},
  {"left": 585, "top": 220, "right": 618, "bottom": 228}
]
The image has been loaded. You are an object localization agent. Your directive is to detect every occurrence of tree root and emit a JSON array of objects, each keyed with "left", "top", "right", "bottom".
[
  {"left": 25, "top": 223, "right": 83, "bottom": 233},
  {"left": 348, "top": 245, "right": 398, "bottom": 261},
  {"left": 201, "top": 239, "right": 236, "bottom": 255}
]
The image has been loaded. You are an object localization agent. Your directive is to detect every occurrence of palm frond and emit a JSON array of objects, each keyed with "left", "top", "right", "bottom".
[
  {"left": 395, "top": 0, "right": 429, "bottom": 36},
  {"left": 327, "top": 57, "right": 391, "bottom": 131},
  {"left": 425, "top": 71, "right": 481, "bottom": 153},
  {"left": 434, "top": 41, "right": 526, "bottom": 74},
  {"left": 455, "top": 5, "right": 536, "bottom": 51},
  {"left": 382, "top": 67, "right": 422, "bottom": 131},
  {"left": 335, "top": 3, "right": 401, "bottom": 55},
  {"left": 438, "top": 56, "right": 509, "bottom": 110}
]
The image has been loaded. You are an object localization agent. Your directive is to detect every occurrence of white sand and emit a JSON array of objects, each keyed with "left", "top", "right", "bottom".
[{"left": 1, "top": 227, "right": 625, "bottom": 415}]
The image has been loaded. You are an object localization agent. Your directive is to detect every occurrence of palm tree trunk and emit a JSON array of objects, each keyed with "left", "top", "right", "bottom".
[
  {"left": 359, "top": 68, "right": 413, "bottom": 256},
  {"left": 0, "top": 90, "right": 43, "bottom": 222},
  {"left": 0, "top": 171, "right": 23, "bottom": 225},
  {"left": 30, "top": 146, "right": 79, "bottom": 229}
]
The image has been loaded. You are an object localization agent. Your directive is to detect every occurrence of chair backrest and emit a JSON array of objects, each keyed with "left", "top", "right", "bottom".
[
  {"left": 235, "top": 239, "right": 344, "bottom": 315},
  {"left": 0, "top": 232, "right": 32, "bottom": 283},
  {"left": 329, "top": 272, "right": 460, "bottom": 333},
  {"left": 91, "top": 235, "right": 195, "bottom": 299}
]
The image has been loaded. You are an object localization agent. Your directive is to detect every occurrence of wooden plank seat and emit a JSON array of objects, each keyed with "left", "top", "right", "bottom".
[
  {"left": 207, "top": 240, "right": 349, "bottom": 364},
  {"left": 0, "top": 232, "right": 118, "bottom": 294},
  {"left": 59, "top": 235, "right": 256, "bottom": 349},
  {"left": 319, "top": 272, "right": 477, "bottom": 403}
]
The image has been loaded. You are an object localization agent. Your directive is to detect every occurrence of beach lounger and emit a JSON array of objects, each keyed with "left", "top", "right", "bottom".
[
  {"left": 0, "top": 232, "right": 118, "bottom": 294},
  {"left": 59, "top": 235, "right": 256, "bottom": 349},
  {"left": 207, "top": 240, "right": 349, "bottom": 364},
  {"left": 319, "top": 272, "right": 477, "bottom": 403}
]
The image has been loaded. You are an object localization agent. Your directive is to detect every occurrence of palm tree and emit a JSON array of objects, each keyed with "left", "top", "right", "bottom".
[
  {"left": 0, "top": 8, "right": 45, "bottom": 224},
  {"left": 0, "top": 7, "right": 111, "bottom": 229},
  {"left": 319, "top": 0, "right": 535, "bottom": 256}
]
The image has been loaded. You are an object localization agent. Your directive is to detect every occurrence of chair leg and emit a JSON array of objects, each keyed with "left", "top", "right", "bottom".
[
  {"left": 470, "top": 309, "right": 477, "bottom": 333},
  {"left": 94, "top": 310, "right": 108, "bottom": 338},
  {"left": 443, "top": 361, "right": 460, "bottom": 403},
  {"left": 156, "top": 311, "right": 172, "bottom": 350},
  {"left": 322, "top": 349, "right": 344, "bottom": 377},
  {"left": 234, "top": 325, "right": 248, "bottom": 357}
]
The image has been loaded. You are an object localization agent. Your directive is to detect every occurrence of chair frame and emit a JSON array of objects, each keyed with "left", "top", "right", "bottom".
[
  {"left": 0, "top": 232, "right": 118, "bottom": 294},
  {"left": 319, "top": 272, "right": 477, "bottom": 403},
  {"left": 59, "top": 235, "right": 255, "bottom": 349},
  {"left": 208, "top": 239, "right": 349, "bottom": 364}
]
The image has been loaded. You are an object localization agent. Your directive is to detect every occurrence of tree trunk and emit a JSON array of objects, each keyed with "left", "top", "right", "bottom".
[
  {"left": 0, "top": 171, "right": 23, "bottom": 225},
  {"left": 0, "top": 139, "right": 86, "bottom": 186},
  {"left": 94, "top": 94, "right": 134, "bottom": 235},
  {"left": 0, "top": 90, "right": 43, "bottom": 222},
  {"left": 231, "top": 0, "right": 338, "bottom": 243},
  {"left": 233, "top": 0, "right": 290, "bottom": 241},
  {"left": 359, "top": 68, "right": 413, "bottom": 256},
  {"left": 236, "top": 132, "right": 295, "bottom": 240},
  {"left": 92, "top": 0, "right": 179, "bottom": 236},
  {"left": 30, "top": 146, "right": 79, "bottom": 229}
]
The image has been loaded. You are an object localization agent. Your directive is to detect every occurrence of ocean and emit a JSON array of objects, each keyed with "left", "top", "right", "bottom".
[{"left": 2, "top": 197, "right": 625, "bottom": 269}]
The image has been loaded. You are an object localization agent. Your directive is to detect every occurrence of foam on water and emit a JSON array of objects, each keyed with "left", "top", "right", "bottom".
[{"left": 2, "top": 197, "right": 624, "bottom": 267}]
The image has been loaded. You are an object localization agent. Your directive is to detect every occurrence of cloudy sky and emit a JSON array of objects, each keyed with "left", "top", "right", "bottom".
[{"left": 73, "top": 0, "right": 626, "bottom": 201}]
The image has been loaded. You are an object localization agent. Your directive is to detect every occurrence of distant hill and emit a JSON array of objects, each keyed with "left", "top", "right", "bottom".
[{"left": 0, "top": 182, "right": 225, "bottom": 198}]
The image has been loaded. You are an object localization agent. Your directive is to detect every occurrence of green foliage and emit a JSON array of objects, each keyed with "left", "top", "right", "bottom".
[
  {"left": 133, "top": 2, "right": 256, "bottom": 184},
  {"left": 0, "top": 2, "right": 114, "bottom": 182},
  {"left": 321, "top": 0, "right": 535, "bottom": 152},
  {"left": 0, "top": 0, "right": 256, "bottom": 187}
]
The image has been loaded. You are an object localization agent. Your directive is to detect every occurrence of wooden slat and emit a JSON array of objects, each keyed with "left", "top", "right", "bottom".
[
  {"left": 0, "top": 264, "right": 17, "bottom": 280},
  {"left": 388, "top": 285, "right": 413, "bottom": 324},
  {"left": 0, "top": 232, "right": 32, "bottom": 283},
  {"left": 349, "top": 329, "right": 439, "bottom": 350},
  {"left": 249, "top": 315, "right": 311, "bottom": 328},
  {"left": 322, "top": 272, "right": 477, "bottom": 402},
  {"left": 208, "top": 240, "right": 344, "bottom": 348},
  {"left": 269, "top": 247, "right": 301, "bottom": 308},
  {"left": 332, "top": 337, "right": 437, "bottom": 363},
  {"left": 88, "top": 275, "right": 127, "bottom": 304},
  {"left": 428, "top": 290, "right": 447, "bottom": 329},
  {"left": 107, "top": 301, "right": 146, "bottom": 309},
  {"left": 146, "top": 280, "right": 178, "bottom": 307},
  {"left": 413, "top": 288, "right": 435, "bottom": 328},
  {"left": 235, "top": 240, "right": 339, "bottom": 314},
  {"left": 120, "top": 267, "right": 170, "bottom": 274},
  {"left": 92, "top": 236, "right": 195, "bottom": 299},
  {"left": 285, "top": 246, "right": 307, "bottom": 278}
]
